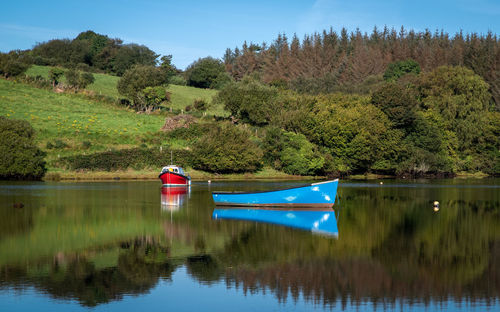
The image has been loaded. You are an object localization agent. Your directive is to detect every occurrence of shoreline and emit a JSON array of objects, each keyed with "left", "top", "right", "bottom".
[{"left": 42, "top": 169, "right": 492, "bottom": 182}]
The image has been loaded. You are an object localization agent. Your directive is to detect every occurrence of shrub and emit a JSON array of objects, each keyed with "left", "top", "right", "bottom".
[
  {"left": 279, "top": 132, "right": 325, "bottom": 175},
  {"left": 0, "top": 117, "right": 47, "bottom": 180},
  {"left": 185, "top": 57, "right": 226, "bottom": 89},
  {"left": 48, "top": 68, "right": 65, "bottom": 86},
  {"left": 58, "top": 148, "right": 191, "bottom": 171},
  {"left": 193, "top": 98, "right": 208, "bottom": 111},
  {"left": 262, "top": 128, "right": 324, "bottom": 175},
  {"left": 0, "top": 53, "right": 30, "bottom": 78},
  {"left": 383, "top": 59, "right": 421, "bottom": 81},
  {"left": 79, "top": 72, "right": 95, "bottom": 88},
  {"left": 215, "top": 78, "right": 279, "bottom": 125},
  {"left": 65, "top": 69, "right": 80, "bottom": 88},
  {"left": 169, "top": 75, "right": 187, "bottom": 86},
  {"left": 22, "top": 75, "right": 52, "bottom": 89},
  {"left": 117, "top": 65, "right": 168, "bottom": 111},
  {"left": 191, "top": 124, "right": 263, "bottom": 173},
  {"left": 371, "top": 81, "right": 418, "bottom": 130}
]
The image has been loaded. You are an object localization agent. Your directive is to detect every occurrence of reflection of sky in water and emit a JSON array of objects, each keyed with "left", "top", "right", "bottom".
[{"left": 0, "top": 266, "right": 497, "bottom": 312}]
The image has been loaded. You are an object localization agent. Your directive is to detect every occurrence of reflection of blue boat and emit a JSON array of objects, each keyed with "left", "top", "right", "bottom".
[
  {"left": 212, "top": 179, "right": 339, "bottom": 208},
  {"left": 213, "top": 208, "right": 338, "bottom": 236}
]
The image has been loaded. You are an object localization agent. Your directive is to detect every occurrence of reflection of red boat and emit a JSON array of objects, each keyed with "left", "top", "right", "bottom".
[
  {"left": 159, "top": 165, "right": 191, "bottom": 186},
  {"left": 161, "top": 186, "right": 189, "bottom": 210}
]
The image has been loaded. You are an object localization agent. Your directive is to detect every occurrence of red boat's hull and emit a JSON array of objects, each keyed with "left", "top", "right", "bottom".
[{"left": 159, "top": 172, "right": 190, "bottom": 186}]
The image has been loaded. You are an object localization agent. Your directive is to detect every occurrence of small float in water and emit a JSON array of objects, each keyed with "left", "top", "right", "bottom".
[
  {"left": 159, "top": 165, "right": 191, "bottom": 186},
  {"left": 212, "top": 179, "right": 339, "bottom": 208}
]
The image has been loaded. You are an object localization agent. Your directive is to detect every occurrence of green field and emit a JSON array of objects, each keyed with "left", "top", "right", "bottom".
[
  {"left": 25, "top": 65, "right": 224, "bottom": 115},
  {"left": 2, "top": 66, "right": 223, "bottom": 160},
  {"left": 1, "top": 68, "right": 303, "bottom": 179},
  {"left": 0, "top": 79, "right": 163, "bottom": 157}
]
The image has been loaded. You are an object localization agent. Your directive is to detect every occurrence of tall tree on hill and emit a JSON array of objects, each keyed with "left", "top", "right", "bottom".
[
  {"left": 117, "top": 65, "right": 168, "bottom": 112},
  {"left": 185, "top": 57, "right": 226, "bottom": 89}
]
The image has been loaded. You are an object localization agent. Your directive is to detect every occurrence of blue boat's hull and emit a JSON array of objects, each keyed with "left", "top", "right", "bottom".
[
  {"left": 212, "top": 179, "right": 338, "bottom": 208},
  {"left": 212, "top": 208, "right": 338, "bottom": 236}
]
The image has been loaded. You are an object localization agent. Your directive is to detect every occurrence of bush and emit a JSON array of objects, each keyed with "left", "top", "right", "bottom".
[
  {"left": 304, "top": 94, "right": 402, "bottom": 173},
  {"left": 191, "top": 124, "right": 263, "bottom": 173},
  {"left": 383, "top": 59, "right": 420, "bottom": 81},
  {"left": 279, "top": 132, "right": 324, "bottom": 175},
  {"left": 117, "top": 65, "right": 168, "bottom": 111},
  {"left": 371, "top": 81, "right": 418, "bottom": 130},
  {"left": 0, "top": 53, "right": 30, "bottom": 78},
  {"left": 185, "top": 57, "right": 226, "bottom": 89},
  {"left": 48, "top": 68, "right": 65, "bottom": 86},
  {"left": 153, "top": 123, "right": 212, "bottom": 144},
  {"left": 169, "top": 75, "right": 187, "bottom": 86},
  {"left": 193, "top": 98, "right": 208, "bottom": 111},
  {"left": 22, "top": 75, "right": 51, "bottom": 89},
  {"left": 80, "top": 72, "right": 95, "bottom": 88},
  {"left": 215, "top": 78, "right": 279, "bottom": 125},
  {"left": 58, "top": 148, "right": 191, "bottom": 171},
  {"left": 65, "top": 69, "right": 80, "bottom": 88},
  {"left": 262, "top": 128, "right": 324, "bottom": 175},
  {"left": 0, "top": 117, "right": 47, "bottom": 180}
]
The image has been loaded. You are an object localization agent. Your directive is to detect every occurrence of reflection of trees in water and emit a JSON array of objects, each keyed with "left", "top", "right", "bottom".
[
  {"left": 0, "top": 204, "right": 33, "bottom": 238},
  {"left": 225, "top": 245, "right": 500, "bottom": 308},
  {"left": 0, "top": 237, "right": 176, "bottom": 307},
  {"left": 1, "top": 182, "right": 498, "bottom": 308},
  {"left": 186, "top": 255, "right": 224, "bottom": 285},
  {"left": 213, "top": 193, "right": 500, "bottom": 307},
  {"left": 376, "top": 199, "right": 500, "bottom": 287}
]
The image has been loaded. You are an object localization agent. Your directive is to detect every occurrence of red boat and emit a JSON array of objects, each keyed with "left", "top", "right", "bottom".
[{"left": 159, "top": 165, "right": 191, "bottom": 186}]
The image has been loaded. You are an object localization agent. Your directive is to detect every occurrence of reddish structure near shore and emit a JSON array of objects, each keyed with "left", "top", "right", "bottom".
[{"left": 159, "top": 165, "right": 191, "bottom": 186}]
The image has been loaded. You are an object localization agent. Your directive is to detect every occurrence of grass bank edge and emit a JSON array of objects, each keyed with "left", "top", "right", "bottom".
[{"left": 44, "top": 167, "right": 319, "bottom": 181}]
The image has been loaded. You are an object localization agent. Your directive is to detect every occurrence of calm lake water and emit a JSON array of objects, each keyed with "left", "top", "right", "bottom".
[{"left": 0, "top": 179, "right": 499, "bottom": 311}]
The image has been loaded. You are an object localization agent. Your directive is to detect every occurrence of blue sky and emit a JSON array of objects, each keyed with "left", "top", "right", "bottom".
[{"left": 1, "top": 0, "right": 499, "bottom": 69}]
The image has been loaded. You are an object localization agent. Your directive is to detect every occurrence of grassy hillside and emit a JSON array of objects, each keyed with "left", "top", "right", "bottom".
[
  {"left": 25, "top": 65, "right": 224, "bottom": 115},
  {"left": 1, "top": 68, "right": 304, "bottom": 179},
  {"left": 0, "top": 79, "right": 165, "bottom": 160}
]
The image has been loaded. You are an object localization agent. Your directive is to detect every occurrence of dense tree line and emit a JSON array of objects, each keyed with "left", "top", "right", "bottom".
[
  {"left": 213, "top": 64, "right": 499, "bottom": 176},
  {"left": 24, "top": 31, "right": 160, "bottom": 76},
  {"left": 223, "top": 27, "right": 499, "bottom": 107}
]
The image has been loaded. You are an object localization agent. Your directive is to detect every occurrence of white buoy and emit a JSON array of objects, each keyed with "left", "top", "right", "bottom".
[
  {"left": 208, "top": 180, "right": 211, "bottom": 184},
  {"left": 433, "top": 200, "right": 440, "bottom": 212},
  {"left": 379, "top": 182, "right": 383, "bottom": 185}
]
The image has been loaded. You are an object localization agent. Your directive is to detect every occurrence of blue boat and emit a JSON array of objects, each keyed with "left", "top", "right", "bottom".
[
  {"left": 212, "top": 208, "right": 338, "bottom": 236},
  {"left": 212, "top": 179, "right": 339, "bottom": 208}
]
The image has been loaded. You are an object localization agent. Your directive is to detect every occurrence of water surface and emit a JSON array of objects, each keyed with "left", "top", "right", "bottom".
[{"left": 0, "top": 179, "right": 499, "bottom": 311}]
